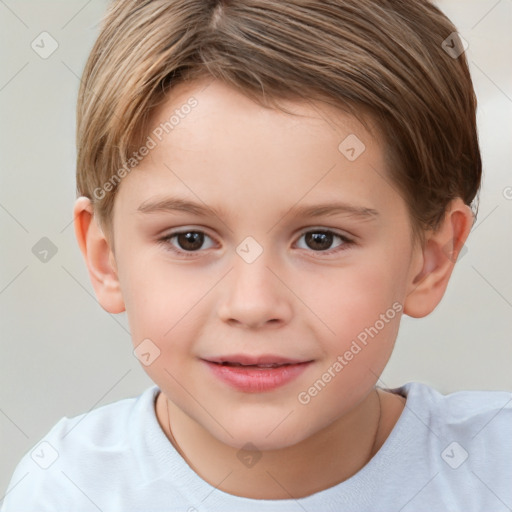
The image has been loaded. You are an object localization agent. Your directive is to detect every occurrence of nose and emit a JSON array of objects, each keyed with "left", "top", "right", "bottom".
[{"left": 217, "top": 254, "right": 293, "bottom": 330}]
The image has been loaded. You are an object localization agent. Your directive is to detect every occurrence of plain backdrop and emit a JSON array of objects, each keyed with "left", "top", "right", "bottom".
[{"left": 1, "top": 0, "right": 511, "bottom": 500}]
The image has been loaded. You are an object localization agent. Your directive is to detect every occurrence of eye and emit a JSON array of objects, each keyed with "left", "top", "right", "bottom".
[
  {"left": 295, "top": 229, "right": 354, "bottom": 254},
  {"left": 159, "top": 230, "right": 215, "bottom": 257},
  {"left": 159, "top": 228, "right": 354, "bottom": 258}
]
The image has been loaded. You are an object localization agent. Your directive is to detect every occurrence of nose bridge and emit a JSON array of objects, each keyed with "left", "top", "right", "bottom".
[{"left": 218, "top": 240, "right": 292, "bottom": 328}]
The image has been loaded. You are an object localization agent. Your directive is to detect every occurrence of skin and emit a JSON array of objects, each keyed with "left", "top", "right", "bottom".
[{"left": 74, "top": 77, "right": 474, "bottom": 499}]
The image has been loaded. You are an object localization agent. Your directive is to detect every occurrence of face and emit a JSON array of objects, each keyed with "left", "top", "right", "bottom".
[{"left": 110, "top": 78, "right": 420, "bottom": 451}]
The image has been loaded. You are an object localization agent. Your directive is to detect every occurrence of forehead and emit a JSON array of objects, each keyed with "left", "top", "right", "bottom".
[
  {"left": 153, "top": 77, "right": 379, "bottom": 151},
  {"left": 113, "top": 78, "right": 404, "bottom": 228}
]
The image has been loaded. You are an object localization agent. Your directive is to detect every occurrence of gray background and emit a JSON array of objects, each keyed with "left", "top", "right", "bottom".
[{"left": 1, "top": 0, "right": 511, "bottom": 500}]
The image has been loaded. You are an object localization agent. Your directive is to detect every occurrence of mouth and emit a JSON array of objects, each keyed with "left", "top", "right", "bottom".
[
  {"left": 201, "top": 355, "right": 313, "bottom": 392},
  {"left": 216, "top": 362, "right": 296, "bottom": 368},
  {"left": 204, "top": 354, "right": 311, "bottom": 367}
]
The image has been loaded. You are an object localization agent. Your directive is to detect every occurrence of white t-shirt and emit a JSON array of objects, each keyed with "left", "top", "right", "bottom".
[{"left": 2, "top": 382, "right": 511, "bottom": 511}]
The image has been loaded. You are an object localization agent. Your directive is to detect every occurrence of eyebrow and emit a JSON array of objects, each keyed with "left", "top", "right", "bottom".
[{"left": 136, "top": 197, "right": 380, "bottom": 222}]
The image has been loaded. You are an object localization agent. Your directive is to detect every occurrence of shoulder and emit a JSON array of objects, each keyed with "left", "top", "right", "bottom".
[
  {"left": 40, "top": 384, "right": 159, "bottom": 454},
  {"left": 392, "top": 382, "right": 512, "bottom": 480},
  {"left": 398, "top": 381, "right": 512, "bottom": 436},
  {"left": 381, "top": 382, "right": 512, "bottom": 508},
  {"left": 1, "top": 385, "right": 160, "bottom": 512}
]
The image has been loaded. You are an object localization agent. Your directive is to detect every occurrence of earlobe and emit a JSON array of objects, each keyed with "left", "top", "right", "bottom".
[
  {"left": 403, "top": 199, "right": 474, "bottom": 318},
  {"left": 73, "top": 197, "right": 125, "bottom": 314}
]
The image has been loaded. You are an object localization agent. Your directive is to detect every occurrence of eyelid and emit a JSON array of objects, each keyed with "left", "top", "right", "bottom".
[{"left": 295, "top": 226, "right": 353, "bottom": 239}]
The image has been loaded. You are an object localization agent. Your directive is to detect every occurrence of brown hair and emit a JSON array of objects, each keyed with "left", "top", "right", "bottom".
[{"left": 76, "top": 0, "right": 481, "bottom": 248}]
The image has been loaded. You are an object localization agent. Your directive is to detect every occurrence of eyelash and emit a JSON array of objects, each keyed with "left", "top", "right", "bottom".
[{"left": 158, "top": 228, "right": 355, "bottom": 259}]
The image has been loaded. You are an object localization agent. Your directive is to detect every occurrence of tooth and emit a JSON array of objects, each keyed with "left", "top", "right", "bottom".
[{"left": 221, "top": 362, "right": 289, "bottom": 368}]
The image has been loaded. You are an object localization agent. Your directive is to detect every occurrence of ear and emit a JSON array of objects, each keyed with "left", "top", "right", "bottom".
[
  {"left": 73, "top": 197, "right": 125, "bottom": 314},
  {"left": 403, "top": 198, "right": 474, "bottom": 318}
]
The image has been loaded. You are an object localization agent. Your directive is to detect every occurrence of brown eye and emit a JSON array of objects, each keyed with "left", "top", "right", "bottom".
[
  {"left": 160, "top": 230, "right": 216, "bottom": 257},
  {"left": 305, "top": 231, "right": 334, "bottom": 251},
  {"left": 296, "top": 229, "right": 353, "bottom": 254},
  {"left": 175, "top": 231, "right": 204, "bottom": 251}
]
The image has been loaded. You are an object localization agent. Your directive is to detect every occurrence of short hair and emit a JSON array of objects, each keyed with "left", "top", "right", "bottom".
[{"left": 76, "top": 0, "right": 481, "bottom": 248}]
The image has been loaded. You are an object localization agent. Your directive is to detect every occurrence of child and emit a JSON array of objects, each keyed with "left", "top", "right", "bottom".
[{"left": 2, "top": 0, "right": 511, "bottom": 510}]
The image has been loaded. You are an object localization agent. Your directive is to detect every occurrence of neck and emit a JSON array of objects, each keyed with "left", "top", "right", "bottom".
[{"left": 155, "top": 388, "right": 405, "bottom": 500}]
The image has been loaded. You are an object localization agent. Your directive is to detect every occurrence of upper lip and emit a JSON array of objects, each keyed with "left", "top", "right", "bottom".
[{"left": 203, "top": 354, "right": 312, "bottom": 365}]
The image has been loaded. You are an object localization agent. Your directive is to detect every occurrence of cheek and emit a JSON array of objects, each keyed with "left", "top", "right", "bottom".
[
  {"left": 115, "top": 250, "right": 170, "bottom": 341},
  {"left": 302, "top": 261, "right": 399, "bottom": 337},
  {"left": 120, "top": 257, "right": 215, "bottom": 348},
  {"left": 301, "top": 264, "right": 404, "bottom": 394}
]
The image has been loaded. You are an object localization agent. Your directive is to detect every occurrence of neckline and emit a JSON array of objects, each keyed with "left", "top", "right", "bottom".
[{"left": 145, "top": 383, "right": 413, "bottom": 505}]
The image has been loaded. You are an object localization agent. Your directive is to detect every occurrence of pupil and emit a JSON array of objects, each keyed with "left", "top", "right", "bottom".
[
  {"left": 306, "top": 232, "right": 332, "bottom": 250},
  {"left": 178, "top": 232, "right": 203, "bottom": 251}
]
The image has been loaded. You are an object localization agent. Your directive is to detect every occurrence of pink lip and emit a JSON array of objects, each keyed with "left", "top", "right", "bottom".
[
  {"left": 202, "top": 355, "right": 313, "bottom": 393},
  {"left": 205, "top": 354, "right": 308, "bottom": 366}
]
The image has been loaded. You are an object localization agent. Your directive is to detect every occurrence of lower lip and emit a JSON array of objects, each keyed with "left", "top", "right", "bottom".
[{"left": 203, "top": 361, "right": 312, "bottom": 393}]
